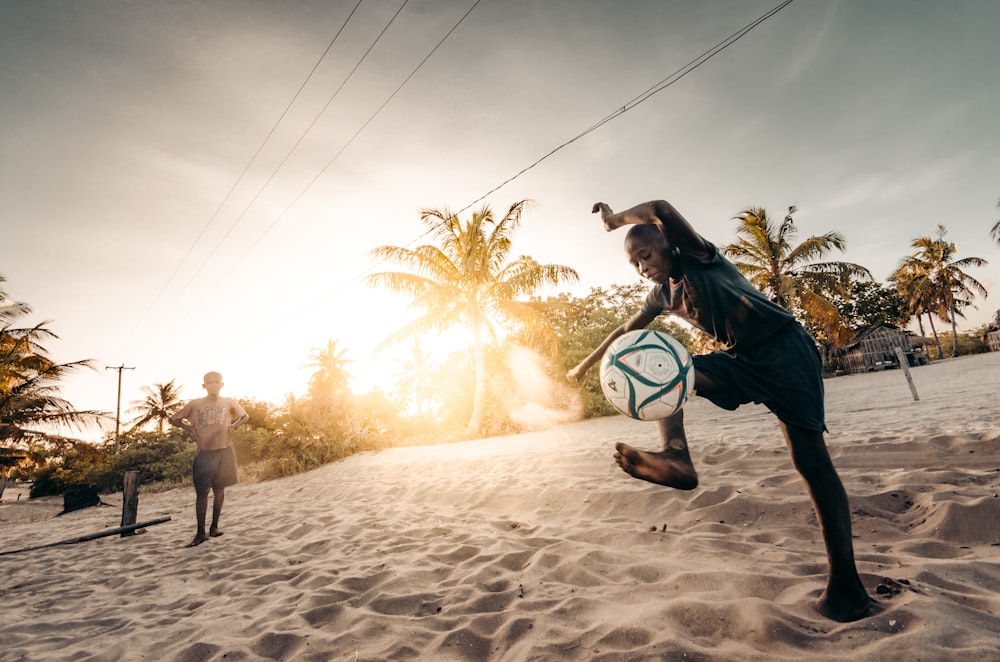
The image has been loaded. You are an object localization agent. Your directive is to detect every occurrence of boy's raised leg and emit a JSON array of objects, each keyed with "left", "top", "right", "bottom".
[
  {"left": 781, "top": 422, "right": 872, "bottom": 621},
  {"left": 614, "top": 409, "right": 699, "bottom": 490}
]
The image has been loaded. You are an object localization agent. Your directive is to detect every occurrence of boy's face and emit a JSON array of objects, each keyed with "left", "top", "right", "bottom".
[
  {"left": 203, "top": 374, "right": 223, "bottom": 397},
  {"left": 625, "top": 233, "right": 674, "bottom": 284}
]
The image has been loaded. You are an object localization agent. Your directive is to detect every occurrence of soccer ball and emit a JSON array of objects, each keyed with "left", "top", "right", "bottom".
[{"left": 599, "top": 329, "right": 693, "bottom": 421}]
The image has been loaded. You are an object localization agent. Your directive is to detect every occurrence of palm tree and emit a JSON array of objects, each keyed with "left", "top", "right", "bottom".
[
  {"left": 366, "top": 200, "right": 579, "bottom": 436},
  {"left": 723, "top": 206, "right": 872, "bottom": 346},
  {"left": 304, "top": 339, "right": 353, "bottom": 402},
  {"left": 991, "top": 197, "right": 1000, "bottom": 245},
  {"left": 887, "top": 257, "right": 938, "bottom": 353},
  {"left": 126, "top": 380, "right": 184, "bottom": 433},
  {"left": 0, "top": 276, "right": 31, "bottom": 326},
  {"left": 891, "top": 226, "right": 988, "bottom": 357},
  {"left": 393, "top": 341, "right": 436, "bottom": 416},
  {"left": 1, "top": 318, "right": 106, "bottom": 448}
]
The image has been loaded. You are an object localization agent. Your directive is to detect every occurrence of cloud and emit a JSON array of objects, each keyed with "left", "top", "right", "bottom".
[
  {"left": 774, "top": 0, "right": 842, "bottom": 86},
  {"left": 823, "top": 152, "right": 972, "bottom": 212}
]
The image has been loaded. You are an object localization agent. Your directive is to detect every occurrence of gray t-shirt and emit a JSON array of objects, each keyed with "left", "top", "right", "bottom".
[{"left": 640, "top": 240, "right": 796, "bottom": 351}]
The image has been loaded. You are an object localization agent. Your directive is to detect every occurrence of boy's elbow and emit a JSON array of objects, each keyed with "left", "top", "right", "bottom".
[{"left": 650, "top": 199, "right": 678, "bottom": 218}]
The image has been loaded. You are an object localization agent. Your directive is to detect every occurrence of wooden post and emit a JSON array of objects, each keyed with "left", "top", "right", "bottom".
[
  {"left": 894, "top": 347, "right": 919, "bottom": 401},
  {"left": 121, "top": 470, "right": 139, "bottom": 537}
]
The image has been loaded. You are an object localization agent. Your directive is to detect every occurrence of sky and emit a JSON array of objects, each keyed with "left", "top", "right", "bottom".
[{"left": 2, "top": 0, "right": 998, "bottom": 440}]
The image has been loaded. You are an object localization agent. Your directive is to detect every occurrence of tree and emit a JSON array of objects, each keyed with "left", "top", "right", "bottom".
[
  {"left": 723, "top": 206, "right": 872, "bottom": 345},
  {"left": 366, "top": 200, "right": 579, "bottom": 436},
  {"left": 1, "top": 278, "right": 106, "bottom": 485},
  {"left": 890, "top": 225, "right": 988, "bottom": 357},
  {"left": 126, "top": 380, "right": 184, "bottom": 433},
  {"left": 393, "top": 341, "right": 436, "bottom": 416},
  {"left": 831, "top": 280, "right": 909, "bottom": 329},
  {"left": 304, "top": 339, "right": 353, "bottom": 403},
  {"left": 991, "top": 197, "right": 999, "bottom": 245},
  {"left": 888, "top": 258, "right": 939, "bottom": 354},
  {"left": 1, "top": 324, "right": 105, "bottom": 446}
]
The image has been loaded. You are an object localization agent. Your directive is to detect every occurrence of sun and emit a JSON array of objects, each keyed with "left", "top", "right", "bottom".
[{"left": 346, "top": 327, "right": 474, "bottom": 396}]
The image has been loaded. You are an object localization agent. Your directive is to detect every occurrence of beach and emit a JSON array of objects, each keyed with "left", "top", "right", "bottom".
[{"left": 2, "top": 352, "right": 999, "bottom": 661}]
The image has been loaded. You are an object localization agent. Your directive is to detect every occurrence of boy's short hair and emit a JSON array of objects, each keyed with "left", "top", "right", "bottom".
[
  {"left": 203, "top": 371, "right": 223, "bottom": 383},
  {"left": 625, "top": 224, "right": 671, "bottom": 250}
]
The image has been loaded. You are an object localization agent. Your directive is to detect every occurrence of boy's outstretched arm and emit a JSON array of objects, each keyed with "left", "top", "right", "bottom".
[
  {"left": 592, "top": 200, "right": 709, "bottom": 257},
  {"left": 567, "top": 310, "right": 656, "bottom": 383}
]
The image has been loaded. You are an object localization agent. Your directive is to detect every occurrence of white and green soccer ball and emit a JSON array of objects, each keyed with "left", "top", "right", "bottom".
[{"left": 599, "top": 329, "right": 693, "bottom": 421}]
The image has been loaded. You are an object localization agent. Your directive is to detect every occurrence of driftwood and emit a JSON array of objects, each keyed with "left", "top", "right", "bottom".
[{"left": 0, "top": 516, "right": 171, "bottom": 557}]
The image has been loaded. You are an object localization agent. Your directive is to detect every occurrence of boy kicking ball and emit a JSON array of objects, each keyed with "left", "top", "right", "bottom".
[{"left": 568, "top": 199, "right": 872, "bottom": 622}]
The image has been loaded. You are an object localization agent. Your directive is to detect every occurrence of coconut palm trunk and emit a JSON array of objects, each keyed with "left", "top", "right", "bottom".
[
  {"left": 949, "top": 310, "right": 960, "bottom": 357},
  {"left": 365, "top": 201, "right": 579, "bottom": 438},
  {"left": 924, "top": 312, "right": 943, "bottom": 360},
  {"left": 467, "top": 314, "right": 487, "bottom": 436}
]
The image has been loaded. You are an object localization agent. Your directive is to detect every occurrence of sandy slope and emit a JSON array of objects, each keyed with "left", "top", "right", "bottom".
[{"left": 1, "top": 352, "right": 998, "bottom": 661}]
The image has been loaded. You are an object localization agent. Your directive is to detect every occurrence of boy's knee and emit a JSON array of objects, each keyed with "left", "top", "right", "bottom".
[
  {"left": 783, "top": 427, "right": 835, "bottom": 474},
  {"left": 792, "top": 453, "right": 835, "bottom": 483}
]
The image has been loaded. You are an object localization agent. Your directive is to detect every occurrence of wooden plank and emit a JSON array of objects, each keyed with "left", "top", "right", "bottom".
[{"left": 0, "top": 516, "right": 172, "bottom": 557}]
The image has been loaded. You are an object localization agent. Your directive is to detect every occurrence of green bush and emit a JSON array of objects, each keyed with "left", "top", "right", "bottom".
[
  {"left": 93, "top": 432, "right": 196, "bottom": 492},
  {"left": 28, "top": 441, "right": 109, "bottom": 498},
  {"left": 29, "top": 464, "right": 93, "bottom": 498},
  {"left": 27, "top": 431, "right": 196, "bottom": 496}
]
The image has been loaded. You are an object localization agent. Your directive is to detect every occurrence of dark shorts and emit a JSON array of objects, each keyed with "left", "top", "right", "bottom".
[
  {"left": 192, "top": 446, "right": 238, "bottom": 493},
  {"left": 692, "top": 324, "right": 826, "bottom": 432}
]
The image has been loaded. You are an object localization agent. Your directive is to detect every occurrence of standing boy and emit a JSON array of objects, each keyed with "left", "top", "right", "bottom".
[
  {"left": 169, "top": 371, "right": 248, "bottom": 548},
  {"left": 568, "top": 199, "right": 872, "bottom": 622}
]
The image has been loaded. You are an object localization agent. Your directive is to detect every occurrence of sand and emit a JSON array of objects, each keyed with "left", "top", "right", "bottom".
[{"left": 1, "top": 352, "right": 999, "bottom": 661}]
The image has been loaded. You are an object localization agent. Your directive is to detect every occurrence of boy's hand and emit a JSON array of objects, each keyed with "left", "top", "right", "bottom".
[
  {"left": 592, "top": 202, "right": 622, "bottom": 232},
  {"left": 566, "top": 364, "right": 587, "bottom": 384}
]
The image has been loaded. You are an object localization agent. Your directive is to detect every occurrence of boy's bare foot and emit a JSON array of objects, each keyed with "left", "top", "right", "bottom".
[
  {"left": 817, "top": 588, "right": 874, "bottom": 622},
  {"left": 209, "top": 529, "right": 224, "bottom": 538},
  {"left": 614, "top": 442, "right": 698, "bottom": 490},
  {"left": 186, "top": 534, "right": 209, "bottom": 548}
]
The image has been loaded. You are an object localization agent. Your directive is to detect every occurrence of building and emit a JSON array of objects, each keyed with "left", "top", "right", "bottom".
[
  {"left": 833, "top": 325, "right": 926, "bottom": 375},
  {"left": 985, "top": 325, "right": 1000, "bottom": 352}
]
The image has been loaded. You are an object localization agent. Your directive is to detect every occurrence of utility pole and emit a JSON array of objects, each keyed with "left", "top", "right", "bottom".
[{"left": 106, "top": 364, "right": 134, "bottom": 456}]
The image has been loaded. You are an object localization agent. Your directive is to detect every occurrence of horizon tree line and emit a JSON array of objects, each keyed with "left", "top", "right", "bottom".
[{"left": 2, "top": 198, "right": 995, "bottom": 472}]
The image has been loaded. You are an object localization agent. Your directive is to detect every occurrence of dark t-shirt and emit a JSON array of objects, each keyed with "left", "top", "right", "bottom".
[{"left": 640, "top": 240, "right": 795, "bottom": 350}]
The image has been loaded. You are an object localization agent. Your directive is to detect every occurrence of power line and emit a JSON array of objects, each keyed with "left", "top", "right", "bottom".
[
  {"left": 214, "top": 0, "right": 484, "bottom": 363},
  {"left": 455, "top": 0, "right": 796, "bottom": 215},
  {"left": 214, "top": 0, "right": 795, "bottom": 363},
  {"left": 125, "top": 0, "right": 365, "bottom": 345},
  {"left": 187, "top": 0, "right": 419, "bottom": 310}
]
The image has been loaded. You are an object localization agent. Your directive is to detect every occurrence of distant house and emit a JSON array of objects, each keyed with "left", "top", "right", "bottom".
[
  {"left": 833, "top": 325, "right": 925, "bottom": 374},
  {"left": 985, "top": 324, "right": 1000, "bottom": 352}
]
